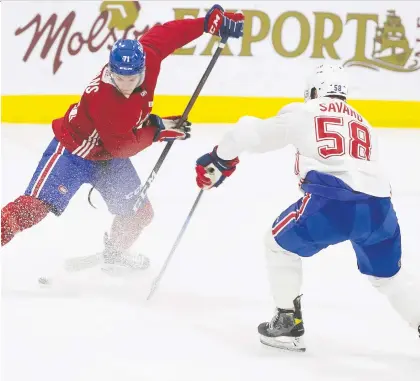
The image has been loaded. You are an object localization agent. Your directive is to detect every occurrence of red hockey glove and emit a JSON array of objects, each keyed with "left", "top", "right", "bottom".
[
  {"left": 195, "top": 146, "right": 239, "bottom": 189},
  {"left": 204, "top": 4, "right": 244, "bottom": 39},
  {"left": 146, "top": 115, "right": 191, "bottom": 142}
]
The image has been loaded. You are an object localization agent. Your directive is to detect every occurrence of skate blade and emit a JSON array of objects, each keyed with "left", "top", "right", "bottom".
[
  {"left": 260, "top": 335, "right": 306, "bottom": 352},
  {"left": 64, "top": 254, "right": 103, "bottom": 272},
  {"left": 101, "top": 262, "right": 150, "bottom": 277}
]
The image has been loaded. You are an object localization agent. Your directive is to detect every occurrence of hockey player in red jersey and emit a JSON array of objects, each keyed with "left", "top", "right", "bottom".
[{"left": 1, "top": 5, "right": 244, "bottom": 272}]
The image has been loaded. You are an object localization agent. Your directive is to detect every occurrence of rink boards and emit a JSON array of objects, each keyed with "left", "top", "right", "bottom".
[
  {"left": 2, "top": 94, "right": 420, "bottom": 128},
  {"left": 1, "top": 1, "right": 420, "bottom": 127}
]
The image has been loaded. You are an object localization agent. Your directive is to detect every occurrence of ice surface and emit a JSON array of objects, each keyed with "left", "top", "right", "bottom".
[{"left": 1, "top": 124, "right": 420, "bottom": 381}]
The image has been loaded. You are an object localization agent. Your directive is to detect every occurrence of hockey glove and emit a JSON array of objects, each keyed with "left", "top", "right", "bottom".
[
  {"left": 147, "top": 114, "right": 191, "bottom": 142},
  {"left": 196, "top": 146, "right": 239, "bottom": 189},
  {"left": 204, "top": 4, "right": 244, "bottom": 39}
]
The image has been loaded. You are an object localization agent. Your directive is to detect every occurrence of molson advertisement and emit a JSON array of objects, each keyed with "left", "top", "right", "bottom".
[{"left": 2, "top": 1, "right": 420, "bottom": 127}]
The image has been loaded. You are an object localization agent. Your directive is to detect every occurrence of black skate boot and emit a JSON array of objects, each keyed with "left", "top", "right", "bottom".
[{"left": 258, "top": 295, "right": 305, "bottom": 352}]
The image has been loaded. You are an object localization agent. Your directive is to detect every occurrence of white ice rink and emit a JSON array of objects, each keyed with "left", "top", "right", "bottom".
[{"left": 1, "top": 124, "right": 420, "bottom": 381}]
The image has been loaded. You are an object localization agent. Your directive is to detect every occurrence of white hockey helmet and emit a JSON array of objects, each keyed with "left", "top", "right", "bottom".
[{"left": 304, "top": 64, "right": 348, "bottom": 102}]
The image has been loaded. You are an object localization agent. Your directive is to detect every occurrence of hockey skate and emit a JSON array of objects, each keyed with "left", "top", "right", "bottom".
[
  {"left": 64, "top": 233, "right": 150, "bottom": 275},
  {"left": 258, "top": 295, "right": 306, "bottom": 352}
]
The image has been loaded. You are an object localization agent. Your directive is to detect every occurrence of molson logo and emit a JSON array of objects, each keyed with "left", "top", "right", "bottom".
[
  {"left": 15, "top": 1, "right": 158, "bottom": 74},
  {"left": 14, "top": 2, "right": 420, "bottom": 74}
]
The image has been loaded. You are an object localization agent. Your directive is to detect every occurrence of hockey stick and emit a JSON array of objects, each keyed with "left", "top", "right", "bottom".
[
  {"left": 146, "top": 189, "right": 204, "bottom": 300},
  {"left": 131, "top": 36, "right": 229, "bottom": 213},
  {"left": 145, "top": 37, "right": 231, "bottom": 299}
]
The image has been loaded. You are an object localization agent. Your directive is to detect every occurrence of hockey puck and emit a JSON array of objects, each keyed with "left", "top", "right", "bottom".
[{"left": 38, "top": 277, "right": 52, "bottom": 285}]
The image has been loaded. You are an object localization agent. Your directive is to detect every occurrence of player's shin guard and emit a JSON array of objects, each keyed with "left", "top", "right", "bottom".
[
  {"left": 1, "top": 196, "right": 50, "bottom": 246},
  {"left": 109, "top": 200, "right": 154, "bottom": 252},
  {"left": 264, "top": 231, "right": 303, "bottom": 309},
  {"left": 258, "top": 232, "right": 305, "bottom": 351},
  {"left": 369, "top": 269, "right": 420, "bottom": 333}
]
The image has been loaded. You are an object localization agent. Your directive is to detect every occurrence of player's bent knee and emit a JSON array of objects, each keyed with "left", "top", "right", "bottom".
[
  {"left": 368, "top": 275, "right": 393, "bottom": 289},
  {"left": 264, "top": 230, "right": 300, "bottom": 260},
  {"left": 368, "top": 268, "right": 403, "bottom": 293},
  {"left": 10, "top": 195, "right": 50, "bottom": 226},
  {"left": 264, "top": 229, "right": 284, "bottom": 252},
  {"left": 1, "top": 195, "right": 50, "bottom": 246}
]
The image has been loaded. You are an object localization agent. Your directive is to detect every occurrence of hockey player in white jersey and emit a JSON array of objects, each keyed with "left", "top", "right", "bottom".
[{"left": 194, "top": 64, "right": 420, "bottom": 352}]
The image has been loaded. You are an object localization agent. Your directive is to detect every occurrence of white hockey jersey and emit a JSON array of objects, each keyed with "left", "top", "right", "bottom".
[{"left": 217, "top": 97, "right": 391, "bottom": 197}]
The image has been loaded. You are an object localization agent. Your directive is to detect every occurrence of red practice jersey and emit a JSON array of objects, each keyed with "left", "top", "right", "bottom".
[{"left": 52, "top": 18, "right": 205, "bottom": 160}]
